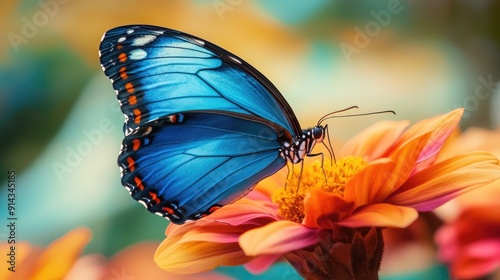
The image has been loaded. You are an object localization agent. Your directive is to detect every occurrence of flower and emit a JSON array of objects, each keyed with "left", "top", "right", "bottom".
[
  {"left": 434, "top": 128, "right": 500, "bottom": 279},
  {"left": 155, "top": 109, "right": 500, "bottom": 278},
  {"left": 0, "top": 227, "right": 230, "bottom": 280},
  {"left": 436, "top": 203, "right": 500, "bottom": 279},
  {"left": 0, "top": 227, "right": 91, "bottom": 280}
]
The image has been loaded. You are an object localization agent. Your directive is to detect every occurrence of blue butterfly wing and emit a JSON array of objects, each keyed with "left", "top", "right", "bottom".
[
  {"left": 119, "top": 112, "right": 286, "bottom": 224},
  {"left": 99, "top": 25, "right": 301, "bottom": 137}
]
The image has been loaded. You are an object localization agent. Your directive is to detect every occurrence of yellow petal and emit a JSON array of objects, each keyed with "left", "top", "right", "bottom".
[
  {"left": 239, "top": 220, "right": 320, "bottom": 256},
  {"left": 31, "top": 228, "right": 92, "bottom": 280},
  {"left": 155, "top": 234, "right": 251, "bottom": 274},
  {"left": 387, "top": 151, "right": 500, "bottom": 211},
  {"left": 337, "top": 203, "right": 418, "bottom": 228},
  {"left": 340, "top": 120, "right": 409, "bottom": 160}
]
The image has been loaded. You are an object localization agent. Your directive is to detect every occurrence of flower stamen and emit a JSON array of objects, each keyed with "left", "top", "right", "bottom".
[{"left": 272, "top": 156, "right": 367, "bottom": 223}]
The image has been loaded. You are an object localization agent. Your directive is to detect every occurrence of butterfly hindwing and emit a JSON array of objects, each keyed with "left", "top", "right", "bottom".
[
  {"left": 118, "top": 111, "right": 286, "bottom": 224},
  {"left": 99, "top": 25, "right": 301, "bottom": 136}
]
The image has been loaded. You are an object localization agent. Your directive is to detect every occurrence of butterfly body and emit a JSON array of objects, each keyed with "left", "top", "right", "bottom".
[{"left": 99, "top": 25, "right": 325, "bottom": 224}]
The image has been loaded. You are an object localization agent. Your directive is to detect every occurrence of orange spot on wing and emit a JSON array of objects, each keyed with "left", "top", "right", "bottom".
[
  {"left": 118, "top": 53, "right": 127, "bottom": 62},
  {"left": 171, "top": 115, "right": 177, "bottom": 123},
  {"left": 209, "top": 206, "right": 221, "bottom": 213},
  {"left": 163, "top": 206, "right": 174, "bottom": 215},
  {"left": 119, "top": 66, "right": 128, "bottom": 79},
  {"left": 125, "top": 82, "right": 134, "bottom": 93},
  {"left": 149, "top": 191, "right": 161, "bottom": 204},
  {"left": 117, "top": 45, "right": 123, "bottom": 50},
  {"left": 208, "top": 205, "right": 220, "bottom": 213},
  {"left": 132, "top": 139, "right": 140, "bottom": 151},
  {"left": 127, "top": 157, "right": 135, "bottom": 171},
  {"left": 129, "top": 95, "right": 137, "bottom": 105},
  {"left": 134, "top": 176, "right": 144, "bottom": 190},
  {"left": 133, "top": 109, "right": 141, "bottom": 124}
]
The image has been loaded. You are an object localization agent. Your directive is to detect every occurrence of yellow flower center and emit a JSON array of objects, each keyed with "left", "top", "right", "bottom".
[{"left": 272, "top": 156, "right": 367, "bottom": 223}]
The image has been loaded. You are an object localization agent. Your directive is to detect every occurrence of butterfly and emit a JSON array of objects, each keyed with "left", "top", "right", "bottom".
[{"left": 99, "top": 25, "right": 327, "bottom": 224}]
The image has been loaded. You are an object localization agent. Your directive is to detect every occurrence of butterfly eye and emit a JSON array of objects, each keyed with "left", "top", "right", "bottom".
[{"left": 312, "top": 126, "right": 324, "bottom": 141}]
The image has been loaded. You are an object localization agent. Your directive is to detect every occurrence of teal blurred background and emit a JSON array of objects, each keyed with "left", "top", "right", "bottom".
[{"left": 1, "top": 0, "right": 499, "bottom": 279}]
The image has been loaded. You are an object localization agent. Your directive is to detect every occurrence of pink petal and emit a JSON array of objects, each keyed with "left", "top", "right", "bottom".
[
  {"left": 337, "top": 203, "right": 418, "bottom": 228},
  {"left": 244, "top": 254, "right": 282, "bottom": 274},
  {"left": 387, "top": 152, "right": 500, "bottom": 211},
  {"left": 239, "top": 221, "right": 321, "bottom": 256},
  {"left": 180, "top": 230, "right": 242, "bottom": 244},
  {"left": 464, "top": 240, "right": 500, "bottom": 259},
  {"left": 198, "top": 199, "right": 278, "bottom": 227},
  {"left": 394, "top": 108, "right": 463, "bottom": 167}
]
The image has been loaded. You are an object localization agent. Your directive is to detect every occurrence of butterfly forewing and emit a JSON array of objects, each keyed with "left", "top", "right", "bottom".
[
  {"left": 99, "top": 25, "right": 304, "bottom": 224},
  {"left": 99, "top": 25, "right": 300, "bottom": 135}
]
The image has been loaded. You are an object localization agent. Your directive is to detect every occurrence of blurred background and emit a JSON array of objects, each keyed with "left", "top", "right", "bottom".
[{"left": 1, "top": 0, "right": 499, "bottom": 279}]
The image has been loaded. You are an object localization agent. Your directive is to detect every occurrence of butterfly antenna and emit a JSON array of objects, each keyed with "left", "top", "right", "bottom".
[
  {"left": 317, "top": 107, "right": 395, "bottom": 166},
  {"left": 317, "top": 106, "right": 359, "bottom": 126},
  {"left": 320, "top": 109, "right": 396, "bottom": 122}
]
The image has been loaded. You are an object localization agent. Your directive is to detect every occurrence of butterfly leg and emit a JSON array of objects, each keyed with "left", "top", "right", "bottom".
[
  {"left": 306, "top": 151, "right": 327, "bottom": 182},
  {"left": 323, "top": 125, "right": 336, "bottom": 164}
]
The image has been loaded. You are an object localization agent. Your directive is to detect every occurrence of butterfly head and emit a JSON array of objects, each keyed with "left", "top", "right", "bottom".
[{"left": 310, "top": 125, "right": 326, "bottom": 143}]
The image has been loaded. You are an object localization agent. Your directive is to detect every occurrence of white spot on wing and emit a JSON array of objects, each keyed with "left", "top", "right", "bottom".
[
  {"left": 228, "top": 55, "right": 242, "bottom": 64},
  {"left": 143, "top": 127, "right": 153, "bottom": 136},
  {"left": 191, "top": 38, "right": 205, "bottom": 46},
  {"left": 132, "top": 35, "right": 156, "bottom": 46},
  {"left": 126, "top": 29, "right": 134, "bottom": 34},
  {"left": 118, "top": 37, "right": 126, "bottom": 43},
  {"left": 138, "top": 200, "right": 148, "bottom": 208},
  {"left": 129, "top": 49, "right": 147, "bottom": 60}
]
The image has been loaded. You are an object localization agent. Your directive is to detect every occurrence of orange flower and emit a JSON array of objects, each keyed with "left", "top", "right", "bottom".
[
  {"left": 434, "top": 128, "right": 500, "bottom": 279},
  {"left": 0, "top": 228, "right": 91, "bottom": 280},
  {"left": 155, "top": 109, "right": 500, "bottom": 278},
  {"left": 0, "top": 227, "right": 231, "bottom": 280}
]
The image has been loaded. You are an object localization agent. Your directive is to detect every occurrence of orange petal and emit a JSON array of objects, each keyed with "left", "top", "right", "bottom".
[
  {"left": 31, "top": 228, "right": 92, "bottom": 280},
  {"left": 155, "top": 234, "right": 251, "bottom": 274},
  {"left": 303, "top": 189, "right": 355, "bottom": 229},
  {"left": 344, "top": 132, "right": 433, "bottom": 205},
  {"left": 0, "top": 242, "right": 40, "bottom": 280},
  {"left": 337, "top": 203, "right": 418, "bottom": 228},
  {"left": 343, "top": 158, "right": 395, "bottom": 205},
  {"left": 393, "top": 109, "right": 463, "bottom": 164},
  {"left": 387, "top": 151, "right": 500, "bottom": 211},
  {"left": 101, "top": 242, "right": 232, "bottom": 280},
  {"left": 340, "top": 120, "right": 409, "bottom": 160},
  {"left": 239, "top": 220, "right": 321, "bottom": 256}
]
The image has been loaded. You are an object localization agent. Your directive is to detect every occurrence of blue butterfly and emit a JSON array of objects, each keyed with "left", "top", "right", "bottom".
[{"left": 99, "top": 25, "right": 327, "bottom": 224}]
